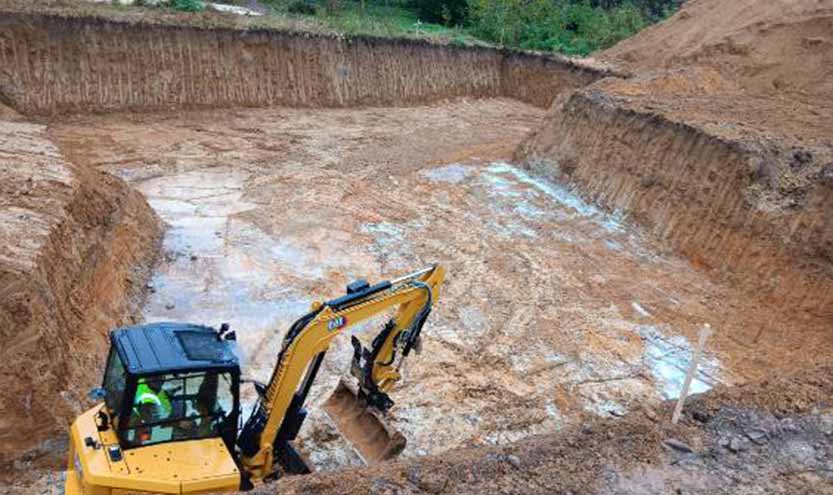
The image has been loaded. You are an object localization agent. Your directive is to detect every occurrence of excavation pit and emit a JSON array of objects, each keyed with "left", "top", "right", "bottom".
[
  {"left": 46, "top": 100, "right": 828, "bottom": 473},
  {"left": 2, "top": 3, "right": 832, "bottom": 492}
]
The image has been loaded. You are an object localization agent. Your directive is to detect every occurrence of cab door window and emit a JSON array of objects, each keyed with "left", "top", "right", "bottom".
[
  {"left": 103, "top": 348, "right": 127, "bottom": 416},
  {"left": 122, "top": 371, "right": 233, "bottom": 448}
]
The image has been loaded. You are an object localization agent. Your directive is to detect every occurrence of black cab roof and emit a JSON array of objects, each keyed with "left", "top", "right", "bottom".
[{"left": 111, "top": 322, "right": 240, "bottom": 376}]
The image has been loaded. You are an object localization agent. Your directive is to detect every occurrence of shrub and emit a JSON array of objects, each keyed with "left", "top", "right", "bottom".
[
  {"left": 288, "top": 0, "right": 318, "bottom": 15},
  {"left": 168, "top": 0, "right": 205, "bottom": 12},
  {"left": 413, "top": 0, "right": 469, "bottom": 25},
  {"left": 467, "top": 0, "right": 650, "bottom": 55}
]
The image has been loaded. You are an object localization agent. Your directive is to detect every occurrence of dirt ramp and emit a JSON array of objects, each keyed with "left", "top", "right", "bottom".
[{"left": 0, "top": 121, "right": 161, "bottom": 465}]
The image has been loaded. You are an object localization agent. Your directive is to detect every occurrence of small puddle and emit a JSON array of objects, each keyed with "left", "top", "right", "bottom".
[
  {"left": 637, "top": 325, "right": 718, "bottom": 400},
  {"left": 137, "top": 167, "right": 312, "bottom": 383},
  {"left": 128, "top": 161, "right": 724, "bottom": 471}
]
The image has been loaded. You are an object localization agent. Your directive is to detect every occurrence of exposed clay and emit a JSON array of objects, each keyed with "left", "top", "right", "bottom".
[
  {"left": 0, "top": 4, "right": 609, "bottom": 116},
  {"left": 0, "top": 121, "right": 161, "bottom": 468}
]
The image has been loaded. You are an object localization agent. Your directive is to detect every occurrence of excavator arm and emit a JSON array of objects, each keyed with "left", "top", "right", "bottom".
[{"left": 237, "top": 265, "right": 444, "bottom": 480}]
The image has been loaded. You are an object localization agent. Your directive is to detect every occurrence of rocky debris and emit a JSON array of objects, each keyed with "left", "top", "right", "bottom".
[
  {"left": 275, "top": 366, "right": 833, "bottom": 494},
  {"left": 663, "top": 438, "right": 693, "bottom": 454}
]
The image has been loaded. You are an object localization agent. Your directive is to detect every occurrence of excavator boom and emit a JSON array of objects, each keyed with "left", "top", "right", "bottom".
[
  {"left": 238, "top": 265, "right": 444, "bottom": 480},
  {"left": 64, "top": 265, "right": 444, "bottom": 494}
]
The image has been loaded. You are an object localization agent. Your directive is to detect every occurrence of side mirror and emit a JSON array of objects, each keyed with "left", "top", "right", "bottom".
[{"left": 88, "top": 387, "right": 106, "bottom": 402}]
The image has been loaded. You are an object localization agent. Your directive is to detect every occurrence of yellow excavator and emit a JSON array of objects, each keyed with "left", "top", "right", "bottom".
[{"left": 65, "top": 265, "right": 444, "bottom": 494}]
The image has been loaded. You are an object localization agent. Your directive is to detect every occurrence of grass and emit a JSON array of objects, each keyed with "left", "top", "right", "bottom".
[
  {"left": 58, "top": 0, "right": 668, "bottom": 54},
  {"left": 261, "top": 0, "right": 481, "bottom": 44}
]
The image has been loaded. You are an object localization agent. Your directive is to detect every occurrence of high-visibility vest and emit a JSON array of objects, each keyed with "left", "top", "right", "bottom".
[{"left": 133, "top": 382, "right": 172, "bottom": 419}]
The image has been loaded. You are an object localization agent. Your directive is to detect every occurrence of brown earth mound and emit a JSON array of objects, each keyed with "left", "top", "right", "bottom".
[
  {"left": 601, "top": 0, "right": 833, "bottom": 100},
  {"left": 0, "top": 120, "right": 161, "bottom": 468},
  {"left": 274, "top": 363, "right": 833, "bottom": 494},
  {"left": 519, "top": 0, "right": 833, "bottom": 318}
]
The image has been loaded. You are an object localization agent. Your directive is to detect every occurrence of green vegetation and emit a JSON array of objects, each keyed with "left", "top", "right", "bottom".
[
  {"left": 150, "top": 0, "right": 680, "bottom": 55},
  {"left": 413, "top": 0, "right": 468, "bottom": 25},
  {"left": 266, "top": 0, "right": 478, "bottom": 42},
  {"left": 162, "top": 0, "right": 205, "bottom": 12},
  {"left": 467, "top": 0, "right": 650, "bottom": 55}
]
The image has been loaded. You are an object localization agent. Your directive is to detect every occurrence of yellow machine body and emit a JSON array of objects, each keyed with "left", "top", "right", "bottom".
[
  {"left": 65, "top": 405, "right": 239, "bottom": 495},
  {"left": 64, "top": 265, "right": 445, "bottom": 494}
]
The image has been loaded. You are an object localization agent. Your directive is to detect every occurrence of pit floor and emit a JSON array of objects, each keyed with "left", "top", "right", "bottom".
[{"left": 49, "top": 98, "right": 833, "bottom": 472}]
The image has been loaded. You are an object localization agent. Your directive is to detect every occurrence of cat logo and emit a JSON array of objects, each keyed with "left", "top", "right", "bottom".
[{"left": 327, "top": 316, "right": 347, "bottom": 331}]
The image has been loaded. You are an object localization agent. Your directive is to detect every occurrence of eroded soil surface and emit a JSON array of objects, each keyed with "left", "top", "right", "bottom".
[
  {"left": 46, "top": 98, "right": 833, "bottom": 476},
  {"left": 275, "top": 364, "right": 833, "bottom": 495}
]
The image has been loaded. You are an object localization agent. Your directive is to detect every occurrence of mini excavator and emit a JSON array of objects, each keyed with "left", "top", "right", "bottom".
[{"left": 65, "top": 265, "right": 444, "bottom": 494}]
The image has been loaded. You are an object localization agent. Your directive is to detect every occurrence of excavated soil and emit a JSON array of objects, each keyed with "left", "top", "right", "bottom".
[
  {"left": 39, "top": 98, "right": 833, "bottom": 484},
  {"left": 2, "top": 1, "right": 833, "bottom": 494},
  {"left": 0, "top": 120, "right": 161, "bottom": 471}
]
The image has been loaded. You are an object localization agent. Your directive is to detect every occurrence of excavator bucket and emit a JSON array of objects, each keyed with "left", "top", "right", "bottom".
[{"left": 321, "top": 378, "right": 406, "bottom": 464}]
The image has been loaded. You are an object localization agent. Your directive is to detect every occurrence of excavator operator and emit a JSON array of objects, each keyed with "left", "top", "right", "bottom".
[{"left": 132, "top": 378, "right": 172, "bottom": 424}]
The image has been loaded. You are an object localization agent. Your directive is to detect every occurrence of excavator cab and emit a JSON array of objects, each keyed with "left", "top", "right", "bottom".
[
  {"left": 102, "top": 323, "right": 241, "bottom": 451},
  {"left": 66, "top": 323, "right": 243, "bottom": 495}
]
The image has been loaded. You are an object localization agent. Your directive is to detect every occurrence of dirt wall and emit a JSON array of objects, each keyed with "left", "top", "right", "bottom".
[
  {"left": 0, "top": 121, "right": 161, "bottom": 465},
  {"left": 518, "top": 88, "right": 833, "bottom": 317},
  {"left": 0, "top": 11, "right": 608, "bottom": 116}
]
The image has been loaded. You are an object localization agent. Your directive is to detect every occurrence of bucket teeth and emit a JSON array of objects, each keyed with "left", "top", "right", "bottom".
[{"left": 321, "top": 378, "right": 406, "bottom": 464}]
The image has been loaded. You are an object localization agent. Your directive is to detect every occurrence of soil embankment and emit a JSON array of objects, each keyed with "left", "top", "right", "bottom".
[
  {"left": 0, "top": 5, "right": 610, "bottom": 115},
  {"left": 274, "top": 363, "right": 833, "bottom": 494},
  {"left": 2, "top": 0, "right": 833, "bottom": 493},
  {"left": 0, "top": 120, "right": 161, "bottom": 468},
  {"left": 519, "top": 0, "right": 833, "bottom": 317}
]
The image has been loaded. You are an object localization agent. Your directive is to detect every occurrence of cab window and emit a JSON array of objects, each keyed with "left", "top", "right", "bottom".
[
  {"left": 123, "top": 371, "right": 234, "bottom": 448},
  {"left": 103, "top": 348, "right": 127, "bottom": 416}
]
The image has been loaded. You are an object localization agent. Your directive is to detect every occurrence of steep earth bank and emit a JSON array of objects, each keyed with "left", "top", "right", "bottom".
[
  {"left": 0, "top": 4, "right": 611, "bottom": 115},
  {"left": 519, "top": 0, "right": 833, "bottom": 318},
  {"left": 518, "top": 86, "right": 833, "bottom": 317},
  {"left": 0, "top": 120, "right": 161, "bottom": 467}
]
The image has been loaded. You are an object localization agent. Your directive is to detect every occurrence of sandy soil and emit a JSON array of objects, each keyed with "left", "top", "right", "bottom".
[
  {"left": 44, "top": 99, "right": 833, "bottom": 477},
  {"left": 0, "top": 119, "right": 160, "bottom": 478},
  {"left": 274, "top": 363, "right": 833, "bottom": 494}
]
